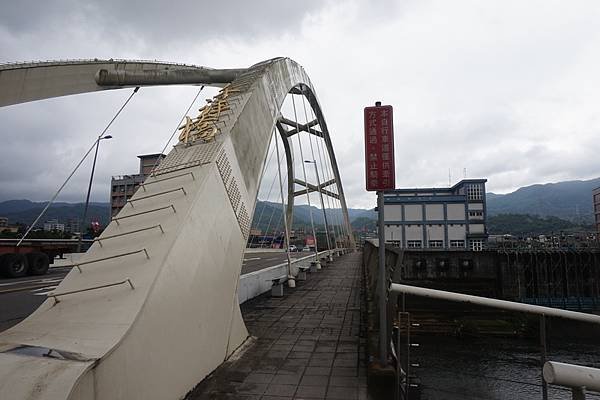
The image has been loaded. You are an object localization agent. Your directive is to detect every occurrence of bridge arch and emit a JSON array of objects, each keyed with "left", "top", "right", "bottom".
[{"left": 0, "top": 57, "right": 353, "bottom": 400}]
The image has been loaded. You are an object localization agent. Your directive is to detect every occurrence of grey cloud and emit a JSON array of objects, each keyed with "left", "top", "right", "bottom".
[
  {"left": 2, "top": 0, "right": 600, "bottom": 210},
  {"left": 1, "top": 0, "right": 326, "bottom": 47}
]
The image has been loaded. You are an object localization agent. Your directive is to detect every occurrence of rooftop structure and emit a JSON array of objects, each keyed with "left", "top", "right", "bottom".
[
  {"left": 382, "top": 179, "right": 488, "bottom": 250},
  {"left": 110, "top": 153, "right": 166, "bottom": 217}
]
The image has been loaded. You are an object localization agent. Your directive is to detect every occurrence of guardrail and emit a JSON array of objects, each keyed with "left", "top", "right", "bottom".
[
  {"left": 543, "top": 362, "right": 600, "bottom": 399},
  {"left": 238, "top": 249, "right": 345, "bottom": 304},
  {"left": 389, "top": 283, "right": 600, "bottom": 400}
]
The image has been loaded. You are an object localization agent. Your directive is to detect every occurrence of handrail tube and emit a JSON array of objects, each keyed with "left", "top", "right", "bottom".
[
  {"left": 389, "top": 283, "right": 600, "bottom": 325},
  {"left": 95, "top": 225, "right": 164, "bottom": 246},
  {"left": 543, "top": 361, "right": 600, "bottom": 391},
  {"left": 128, "top": 187, "right": 186, "bottom": 206},
  {"left": 72, "top": 249, "right": 150, "bottom": 273},
  {"left": 49, "top": 278, "right": 135, "bottom": 303},
  {"left": 140, "top": 172, "right": 195, "bottom": 191},
  {"left": 112, "top": 204, "right": 176, "bottom": 225}
]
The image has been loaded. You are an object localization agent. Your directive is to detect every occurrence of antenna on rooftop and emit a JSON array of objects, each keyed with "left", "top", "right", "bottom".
[{"left": 448, "top": 169, "right": 451, "bottom": 187}]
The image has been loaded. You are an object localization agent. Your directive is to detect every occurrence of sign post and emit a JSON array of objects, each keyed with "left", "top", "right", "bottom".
[{"left": 364, "top": 101, "right": 395, "bottom": 366}]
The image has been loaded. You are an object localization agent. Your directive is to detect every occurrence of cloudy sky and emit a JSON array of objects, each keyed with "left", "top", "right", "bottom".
[{"left": 1, "top": 0, "right": 600, "bottom": 209}]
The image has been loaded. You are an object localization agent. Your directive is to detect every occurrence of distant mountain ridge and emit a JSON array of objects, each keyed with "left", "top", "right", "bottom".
[
  {"left": 1, "top": 177, "right": 597, "bottom": 230},
  {"left": 0, "top": 200, "right": 111, "bottom": 227},
  {"left": 487, "top": 177, "right": 600, "bottom": 223},
  {"left": 253, "top": 201, "right": 375, "bottom": 232}
]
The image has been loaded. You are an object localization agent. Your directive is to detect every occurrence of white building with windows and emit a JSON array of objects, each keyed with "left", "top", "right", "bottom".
[
  {"left": 43, "top": 219, "right": 65, "bottom": 232},
  {"left": 382, "top": 179, "right": 488, "bottom": 251}
]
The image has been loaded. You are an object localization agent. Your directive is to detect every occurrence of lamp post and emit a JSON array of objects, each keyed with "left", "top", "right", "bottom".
[
  {"left": 78, "top": 135, "right": 112, "bottom": 252},
  {"left": 304, "top": 160, "right": 333, "bottom": 261}
]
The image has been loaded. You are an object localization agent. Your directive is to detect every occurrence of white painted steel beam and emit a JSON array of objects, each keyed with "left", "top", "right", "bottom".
[
  {"left": 0, "top": 59, "right": 245, "bottom": 107},
  {"left": 389, "top": 283, "right": 600, "bottom": 324},
  {"left": 544, "top": 361, "right": 600, "bottom": 391}
]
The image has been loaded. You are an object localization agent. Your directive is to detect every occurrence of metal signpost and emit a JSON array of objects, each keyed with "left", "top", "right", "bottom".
[{"left": 364, "top": 101, "right": 395, "bottom": 366}]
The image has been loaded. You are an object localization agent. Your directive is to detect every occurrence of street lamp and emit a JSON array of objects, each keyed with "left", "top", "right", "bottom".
[
  {"left": 304, "top": 160, "right": 333, "bottom": 261},
  {"left": 78, "top": 134, "right": 112, "bottom": 252}
]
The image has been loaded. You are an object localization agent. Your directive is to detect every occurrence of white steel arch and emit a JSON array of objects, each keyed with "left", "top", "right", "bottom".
[{"left": 0, "top": 57, "right": 353, "bottom": 400}]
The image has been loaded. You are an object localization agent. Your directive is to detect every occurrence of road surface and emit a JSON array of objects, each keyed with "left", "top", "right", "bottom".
[{"left": 0, "top": 251, "right": 312, "bottom": 332}]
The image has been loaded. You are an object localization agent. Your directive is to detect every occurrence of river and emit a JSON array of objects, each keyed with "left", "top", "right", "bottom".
[{"left": 414, "top": 335, "right": 600, "bottom": 400}]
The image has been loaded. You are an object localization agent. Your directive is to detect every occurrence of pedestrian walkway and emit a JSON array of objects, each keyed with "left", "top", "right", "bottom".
[{"left": 186, "top": 252, "right": 368, "bottom": 400}]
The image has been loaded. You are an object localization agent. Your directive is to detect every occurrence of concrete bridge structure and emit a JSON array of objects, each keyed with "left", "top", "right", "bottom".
[{"left": 0, "top": 58, "right": 355, "bottom": 400}]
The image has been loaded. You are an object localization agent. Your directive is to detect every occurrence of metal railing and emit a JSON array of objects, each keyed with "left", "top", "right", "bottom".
[
  {"left": 49, "top": 278, "right": 135, "bottom": 303},
  {"left": 0, "top": 58, "right": 210, "bottom": 70},
  {"left": 389, "top": 283, "right": 600, "bottom": 400}
]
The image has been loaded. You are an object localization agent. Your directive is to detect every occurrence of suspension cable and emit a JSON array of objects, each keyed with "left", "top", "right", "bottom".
[
  {"left": 291, "top": 93, "right": 318, "bottom": 260},
  {"left": 275, "top": 129, "right": 293, "bottom": 276},
  {"left": 149, "top": 86, "right": 205, "bottom": 175},
  {"left": 17, "top": 87, "right": 140, "bottom": 247},
  {"left": 304, "top": 94, "right": 341, "bottom": 248},
  {"left": 260, "top": 170, "right": 286, "bottom": 248},
  {"left": 249, "top": 141, "right": 277, "bottom": 248},
  {"left": 266, "top": 170, "right": 288, "bottom": 248},
  {"left": 308, "top": 99, "right": 345, "bottom": 246},
  {"left": 325, "top": 137, "right": 349, "bottom": 247},
  {"left": 300, "top": 94, "right": 332, "bottom": 255},
  {"left": 320, "top": 139, "right": 347, "bottom": 247},
  {"left": 308, "top": 96, "right": 348, "bottom": 248}
]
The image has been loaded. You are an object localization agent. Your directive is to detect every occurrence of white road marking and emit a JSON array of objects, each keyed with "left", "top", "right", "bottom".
[
  {"left": 0, "top": 277, "right": 64, "bottom": 287},
  {"left": 243, "top": 257, "right": 261, "bottom": 262},
  {"left": 33, "top": 290, "right": 57, "bottom": 296},
  {"left": 31, "top": 286, "right": 58, "bottom": 293}
]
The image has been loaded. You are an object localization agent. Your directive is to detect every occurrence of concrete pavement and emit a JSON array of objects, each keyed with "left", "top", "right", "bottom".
[{"left": 186, "top": 251, "right": 369, "bottom": 400}]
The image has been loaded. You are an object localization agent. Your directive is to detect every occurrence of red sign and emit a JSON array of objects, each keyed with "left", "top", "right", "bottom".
[{"left": 364, "top": 104, "right": 395, "bottom": 191}]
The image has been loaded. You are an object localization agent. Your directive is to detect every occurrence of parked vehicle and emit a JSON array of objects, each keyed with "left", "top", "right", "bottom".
[{"left": 0, "top": 239, "right": 83, "bottom": 278}]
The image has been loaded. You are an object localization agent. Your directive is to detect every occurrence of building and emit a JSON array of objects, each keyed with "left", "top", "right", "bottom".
[
  {"left": 593, "top": 187, "right": 600, "bottom": 235},
  {"left": 0, "top": 217, "right": 18, "bottom": 234},
  {"left": 65, "top": 218, "right": 81, "bottom": 234},
  {"left": 382, "top": 179, "right": 488, "bottom": 251},
  {"left": 43, "top": 219, "right": 65, "bottom": 232},
  {"left": 111, "top": 153, "right": 165, "bottom": 217}
]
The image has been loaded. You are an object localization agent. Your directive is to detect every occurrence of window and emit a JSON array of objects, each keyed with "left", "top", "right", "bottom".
[
  {"left": 450, "top": 240, "right": 465, "bottom": 248},
  {"left": 428, "top": 240, "right": 443, "bottom": 248},
  {"left": 467, "top": 184, "right": 482, "bottom": 200},
  {"left": 470, "top": 239, "right": 483, "bottom": 251},
  {"left": 407, "top": 240, "right": 422, "bottom": 248},
  {"left": 469, "top": 210, "right": 483, "bottom": 218}
]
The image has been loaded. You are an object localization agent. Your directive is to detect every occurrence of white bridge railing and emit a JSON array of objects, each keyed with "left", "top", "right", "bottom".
[
  {"left": 389, "top": 283, "right": 600, "bottom": 400},
  {"left": 238, "top": 249, "right": 347, "bottom": 303}
]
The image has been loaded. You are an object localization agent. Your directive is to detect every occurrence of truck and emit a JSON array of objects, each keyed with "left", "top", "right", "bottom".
[{"left": 0, "top": 239, "right": 87, "bottom": 278}]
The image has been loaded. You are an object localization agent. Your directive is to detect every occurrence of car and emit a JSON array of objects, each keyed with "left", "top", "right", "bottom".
[{"left": 288, "top": 245, "right": 298, "bottom": 252}]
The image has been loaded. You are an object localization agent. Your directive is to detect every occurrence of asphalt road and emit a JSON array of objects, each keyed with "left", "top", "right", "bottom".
[
  {"left": 241, "top": 250, "right": 309, "bottom": 274},
  {"left": 0, "top": 266, "right": 71, "bottom": 332},
  {"left": 0, "top": 251, "right": 312, "bottom": 333}
]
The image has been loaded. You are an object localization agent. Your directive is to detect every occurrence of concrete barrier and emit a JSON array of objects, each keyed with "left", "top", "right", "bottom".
[{"left": 238, "top": 251, "right": 327, "bottom": 304}]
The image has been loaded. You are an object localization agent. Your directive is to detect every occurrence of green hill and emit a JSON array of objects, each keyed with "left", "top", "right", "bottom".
[{"left": 487, "top": 178, "right": 600, "bottom": 224}]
